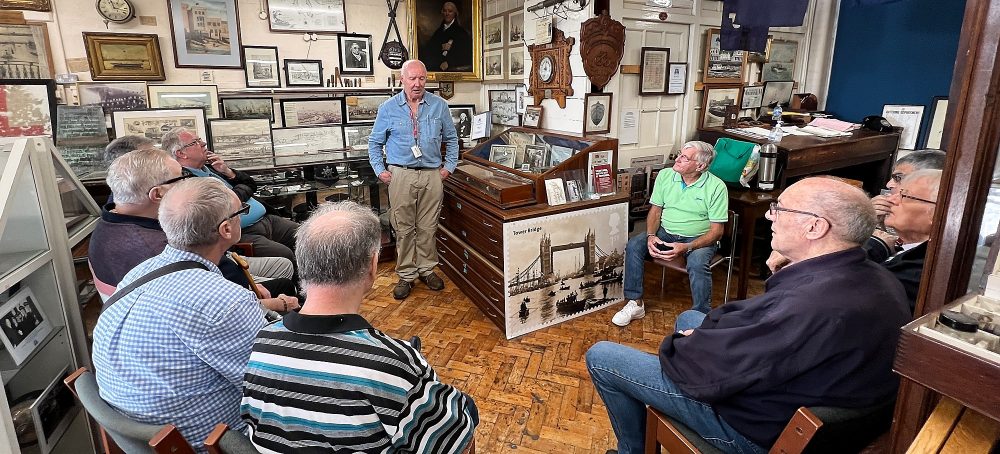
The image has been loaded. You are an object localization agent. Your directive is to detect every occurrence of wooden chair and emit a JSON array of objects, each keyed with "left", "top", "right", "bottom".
[
  {"left": 64, "top": 367, "right": 196, "bottom": 454},
  {"left": 204, "top": 424, "right": 260, "bottom": 454},
  {"left": 652, "top": 210, "right": 739, "bottom": 304},
  {"left": 645, "top": 399, "right": 896, "bottom": 454}
]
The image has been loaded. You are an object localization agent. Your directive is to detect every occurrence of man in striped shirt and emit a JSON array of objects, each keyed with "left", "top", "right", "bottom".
[{"left": 241, "top": 201, "right": 478, "bottom": 453}]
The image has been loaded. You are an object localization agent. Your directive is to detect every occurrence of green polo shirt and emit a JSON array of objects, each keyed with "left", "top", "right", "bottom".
[{"left": 650, "top": 168, "right": 729, "bottom": 237}]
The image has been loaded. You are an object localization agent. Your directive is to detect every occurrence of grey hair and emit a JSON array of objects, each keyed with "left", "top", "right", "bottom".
[
  {"left": 106, "top": 148, "right": 175, "bottom": 205},
  {"left": 159, "top": 178, "right": 235, "bottom": 250},
  {"left": 803, "top": 178, "right": 877, "bottom": 245},
  {"left": 902, "top": 169, "right": 943, "bottom": 201},
  {"left": 160, "top": 127, "right": 194, "bottom": 158},
  {"left": 681, "top": 140, "right": 716, "bottom": 167},
  {"left": 295, "top": 201, "right": 381, "bottom": 287},
  {"left": 896, "top": 149, "right": 946, "bottom": 171},
  {"left": 104, "top": 135, "right": 155, "bottom": 163},
  {"left": 401, "top": 60, "right": 427, "bottom": 78}
]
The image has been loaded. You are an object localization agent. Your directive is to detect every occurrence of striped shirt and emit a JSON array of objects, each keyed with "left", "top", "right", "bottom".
[{"left": 241, "top": 313, "right": 476, "bottom": 453}]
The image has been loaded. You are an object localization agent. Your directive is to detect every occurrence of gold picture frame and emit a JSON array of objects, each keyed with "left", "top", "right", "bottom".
[
  {"left": 409, "top": 0, "right": 482, "bottom": 81},
  {"left": 0, "top": 0, "right": 50, "bottom": 12},
  {"left": 83, "top": 32, "right": 166, "bottom": 81},
  {"left": 0, "top": 21, "right": 54, "bottom": 79}
]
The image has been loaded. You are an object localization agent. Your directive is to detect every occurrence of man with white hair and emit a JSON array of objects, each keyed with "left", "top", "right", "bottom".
[
  {"left": 368, "top": 59, "right": 459, "bottom": 300},
  {"left": 613, "top": 141, "right": 729, "bottom": 326},
  {"left": 93, "top": 178, "right": 269, "bottom": 451},
  {"left": 588, "top": 178, "right": 910, "bottom": 453}
]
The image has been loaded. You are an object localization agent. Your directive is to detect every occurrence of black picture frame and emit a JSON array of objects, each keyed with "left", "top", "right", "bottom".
[
  {"left": 921, "top": 96, "right": 949, "bottom": 150},
  {"left": 447, "top": 104, "right": 476, "bottom": 146},
  {"left": 337, "top": 33, "right": 374, "bottom": 76},
  {"left": 583, "top": 92, "right": 613, "bottom": 135},
  {"left": 639, "top": 47, "right": 670, "bottom": 96},
  {"left": 761, "top": 80, "right": 794, "bottom": 108},
  {"left": 241, "top": 45, "right": 280, "bottom": 88},
  {"left": 283, "top": 59, "right": 324, "bottom": 87},
  {"left": 0, "top": 78, "right": 57, "bottom": 137}
]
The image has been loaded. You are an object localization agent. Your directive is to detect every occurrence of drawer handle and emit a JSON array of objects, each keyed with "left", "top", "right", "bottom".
[
  {"left": 456, "top": 202, "right": 462, "bottom": 210},
  {"left": 488, "top": 252, "right": 499, "bottom": 260},
  {"left": 488, "top": 295, "right": 499, "bottom": 303},
  {"left": 463, "top": 264, "right": 468, "bottom": 274},
  {"left": 490, "top": 278, "right": 501, "bottom": 286},
  {"left": 439, "top": 216, "right": 446, "bottom": 221},
  {"left": 488, "top": 237, "right": 498, "bottom": 244},
  {"left": 438, "top": 234, "right": 448, "bottom": 241},
  {"left": 483, "top": 221, "right": 495, "bottom": 228},
  {"left": 463, "top": 250, "right": 469, "bottom": 260},
  {"left": 461, "top": 230, "right": 468, "bottom": 238}
]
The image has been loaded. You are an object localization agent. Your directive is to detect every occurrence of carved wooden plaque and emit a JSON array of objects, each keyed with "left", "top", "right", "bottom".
[
  {"left": 528, "top": 27, "right": 575, "bottom": 109},
  {"left": 580, "top": 11, "right": 625, "bottom": 90}
]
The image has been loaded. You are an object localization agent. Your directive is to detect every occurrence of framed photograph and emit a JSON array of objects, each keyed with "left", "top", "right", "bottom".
[
  {"left": 703, "top": 28, "right": 745, "bottom": 84},
  {"left": 523, "top": 143, "right": 548, "bottom": 169},
  {"left": 147, "top": 85, "right": 220, "bottom": 119},
  {"left": 0, "top": 287, "right": 52, "bottom": 366},
  {"left": 209, "top": 118, "right": 274, "bottom": 169},
  {"left": 82, "top": 32, "right": 166, "bottom": 81},
  {"left": 508, "top": 46, "right": 524, "bottom": 80},
  {"left": 0, "top": 0, "right": 50, "bottom": 11},
  {"left": 343, "top": 123, "right": 373, "bottom": 150},
  {"left": 280, "top": 98, "right": 343, "bottom": 127},
  {"left": 639, "top": 47, "right": 669, "bottom": 95},
  {"left": 584, "top": 92, "right": 613, "bottom": 135},
  {"left": 338, "top": 34, "right": 373, "bottom": 75},
  {"left": 31, "top": 365, "right": 79, "bottom": 454},
  {"left": 701, "top": 84, "right": 741, "bottom": 128},
  {"left": 484, "top": 16, "right": 504, "bottom": 50},
  {"left": 111, "top": 108, "right": 208, "bottom": 144},
  {"left": 489, "top": 89, "right": 518, "bottom": 126},
  {"left": 489, "top": 144, "right": 516, "bottom": 167},
  {"left": 761, "top": 62, "right": 794, "bottom": 83},
  {"left": 266, "top": 0, "right": 346, "bottom": 33},
  {"left": 0, "top": 22, "right": 54, "bottom": 79},
  {"left": 767, "top": 38, "right": 798, "bottom": 63},
  {"left": 922, "top": 96, "right": 948, "bottom": 149},
  {"left": 344, "top": 95, "right": 389, "bottom": 123},
  {"left": 565, "top": 179, "right": 581, "bottom": 202},
  {"left": 448, "top": 104, "right": 476, "bottom": 146},
  {"left": 55, "top": 105, "right": 108, "bottom": 146},
  {"left": 483, "top": 49, "right": 504, "bottom": 81},
  {"left": 666, "top": 63, "right": 687, "bottom": 95},
  {"left": 272, "top": 125, "right": 344, "bottom": 160},
  {"left": 0, "top": 79, "right": 56, "bottom": 137},
  {"left": 221, "top": 97, "right": 273, "bottom": 121},
  {"left": 741, "top": 85, "right": 764, "bottom": 109},
  {"left": 77, "top": 81, "right": 148, "bottom": 115},
  {"left": 549, "top": 144, "right": 573, "bottom": 166},
  {"left": 760, "top": 80, "right": 794, "bottom": 108},
  {"left": 242, "top": 46, "right": 280, "bottom": 88},
  {"left": 523, "top": 105, "right": 542, "bottom": 128},
  {"left": 284, "top": 59, "right": 323, "bottom": 87},
  {"left": 166, "top": 0, "right": 242, "bottom": 68},
  {"left": 509, "top": 11, "right": 524, "bottom": 44},
  {"left": 410, "top": 0, "right": 482, "bottom": 81},
  {"left": 882, "top": 104, "right": 926, "bottom": 150}
]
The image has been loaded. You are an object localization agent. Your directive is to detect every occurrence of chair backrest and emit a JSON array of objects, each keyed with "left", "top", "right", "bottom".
[
  {"left": 64, "top": 367, "right": 196, "bottom": 454},
  {"left": 204, "top": 424, "right": 260, "bottom": 454},
  {"left": 89, "top": 260, "right": 115, "bottom": 303}
]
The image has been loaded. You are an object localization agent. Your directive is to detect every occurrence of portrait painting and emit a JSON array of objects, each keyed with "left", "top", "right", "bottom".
[
  {"left": 448, "top": 104, "right": 475, "bottom": 146},
  {"left": 166, "top": 0, "right": 243, "bottom": 68},
  {"left": 410, "top": 0, "right": 482, "bottom": 81},
  {"left": 338, "top": 34, "right": 373, "bottom": 75},
  {"left": 77, "top": 81, "right": 148, "bottom": 115}
]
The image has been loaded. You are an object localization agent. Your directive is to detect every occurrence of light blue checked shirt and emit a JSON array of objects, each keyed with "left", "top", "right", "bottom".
[
  {"left": 367, "top": 91, "right": 459, "bottom": 175},
  {"left": 92, "top": 246, "right": 267, "bottom": 451}
]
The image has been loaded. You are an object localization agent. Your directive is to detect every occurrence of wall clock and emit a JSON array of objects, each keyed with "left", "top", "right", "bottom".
[
  {"left": 528, "top": 27, "right": 574, "bottom": 109},
  {"left": 96, "top": 0, "right": 135, "bottom": 24}
]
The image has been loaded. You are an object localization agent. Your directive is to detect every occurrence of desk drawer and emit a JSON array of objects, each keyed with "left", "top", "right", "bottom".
[
  {"left": 440, "top": 192, "right": 503, "bottom": 260},
  {"left": 436, "top": 229, "right": 504, "bottom": 305},
  {"left": 439, "top": 256, "right": 504, "bottom": 330}
]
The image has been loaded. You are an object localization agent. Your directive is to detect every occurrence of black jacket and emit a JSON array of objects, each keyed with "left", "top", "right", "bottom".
[{"left": 864, "top": 237, "right": 927, "bottom": 314}]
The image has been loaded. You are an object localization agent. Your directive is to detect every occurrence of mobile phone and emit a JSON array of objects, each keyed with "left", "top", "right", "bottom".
[{"left": 655, "top": 243, "right": 673, "bottom": 252}]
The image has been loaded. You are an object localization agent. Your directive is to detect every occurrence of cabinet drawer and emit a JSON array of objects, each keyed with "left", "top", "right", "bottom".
[
  {"left": 440, "top": 192, "right": 503, "bottom": 260},
  {"left": 436, "top": 229, "right": 504, "bottom": 305},
  {"left": 440, "top": 259, "right": 504, "bottom": 330}
]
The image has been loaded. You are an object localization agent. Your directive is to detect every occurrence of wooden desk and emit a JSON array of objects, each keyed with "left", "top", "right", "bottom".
[{"left": 728, "top": 190, "right": 777, "bottom": 300}]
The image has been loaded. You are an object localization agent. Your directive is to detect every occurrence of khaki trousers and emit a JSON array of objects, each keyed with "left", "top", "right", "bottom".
[{"left": 387, "top": 166, "right": 443, "bottom": 281}]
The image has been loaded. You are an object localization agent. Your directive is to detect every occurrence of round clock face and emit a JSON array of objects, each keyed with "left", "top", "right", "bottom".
[
  {"left": 96, "top": 0, "right": 134, "bottom": 23},
  {"left": 538, "top": 56, "right": 554, "bottom": 83}
]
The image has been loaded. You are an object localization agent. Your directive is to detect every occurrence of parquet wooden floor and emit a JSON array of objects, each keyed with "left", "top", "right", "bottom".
[{"left": 364, "top": 261, "right": 766, "bottom": 454}]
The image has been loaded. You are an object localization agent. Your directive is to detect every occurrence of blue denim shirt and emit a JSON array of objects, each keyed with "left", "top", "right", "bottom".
[{"left": 368, "top": 91, "right": 459, "bottom": 175}]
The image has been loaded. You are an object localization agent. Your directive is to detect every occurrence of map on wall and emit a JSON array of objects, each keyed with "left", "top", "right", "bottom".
[{"left": 267, "top": 0, "right": 346, "bottom": 33}]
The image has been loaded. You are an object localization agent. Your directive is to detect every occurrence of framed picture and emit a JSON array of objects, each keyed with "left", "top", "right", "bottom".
[
  {"left": 703, "top": 28, "right": 745, "bottom": 84},
  {"left": 272, "top": 125, "right": 344, "bottom": 159},
  {"left": 31, "top": 365, "right": 79, "bottom": 454},
  {"left": 0, "top": 79, "right": 56, "bottom": 137},
  {"left": 484, "top": 16, "right": 504, "bottom": 50},
  {"left": 280, "top": 98, "right": 343, "bottom": 127},
  {"left": 508, "top": 46, "right": 524, "bottom": 80},
  {"left": 509, "top": 11, "right": 524, "bottom": 44},
  {"left": 166, "top": 0, "right": 242, "bottom": 68},
  {"left": 639, "top": 47, "right": 669, "bottom": 95},
  {"left": 448, "top": 104, "right": 476, "bottom": 146},
  {"left": 0, "top": 0, "right": 50, "bottom": 11},
  {"left": 77, "top": 81, "right": 148, "bottom": 115},
  {"left": 111, "top": 108, "right": 209, "bottom": 144},
  {"left": 242, "top": 46, "right": 280, "bottom": 88},
  {"left": 741, "top": 85, "right": 764, "bottom": 109},
  {"left": 667, "top": 62, "right": 687, "bottom": 95},
  {"left": 584, "top": 92, "right": 613, "bottom": 135},
  {"left": 701, "top": 84, "right": 741, "bottom": 128},
  {"left": 484, "top": 49, "right": 504, "bottom": 81},
  {"left": 209, "top": 119, "right": 274, "bottom": 169},
  {"left": 284, "top": 59, "right": 323, "bottom": 87},
  {"left": 761, "top": 62, "right": 794, "bottom": 82},
  {"left": 0, "top": 22, "right": 54, "bottom": 79},
  {"left": 343, "top": 123, "right": 373, "bottom": 150},
  {"left": 523, "top": 105, "right": 542, "bottom": 128},
  {"left": 767, "top": 39, "right": 798, "bottom": 63},
  {"left": 266, "top": 0, "right": 346, "bottom": 33},
  {"left": 489, "top": 144, "right": 516, "bottom": 167},
  {"left": 922, "top": 96, "right": 948, "bottom": 149},
  {"left": 0, "top": 287, "right": 52, "bottom": 365},
  {"left": 523, "top": 143, "right": 548, "bottom": 169},
  {"left": 221, "top": 97, "right": 273, "bottom": 121},
  {"left": 489, "top": 89, "right": 518, "bottom": 126},
  {"left": 82, "top": 32, "right": 166, "bottom": 81},
  {"left": 55, "top": 105, "right": 109, "bottom": 146},
  {"left": 410, "top": 0, "right": 482, "bottom": 81},
  {"left": 760, "top": 80, "right": 794, "bottom": 108},
  {"left": 882, "top": 104, "right": 926, "bottom": 150},
  {"left": 344, "top": 95, "right": 389, "bottom": 123},
  {"left": 338, "top": 34, "right": 374, "bottom": 75},
  {"left": 147, "top": 85, "right": 220, "bottom": 119}
]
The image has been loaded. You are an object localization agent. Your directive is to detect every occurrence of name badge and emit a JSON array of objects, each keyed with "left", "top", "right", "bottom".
[{"left": 411, "top": 145, "right": 423, "bottom": 158}]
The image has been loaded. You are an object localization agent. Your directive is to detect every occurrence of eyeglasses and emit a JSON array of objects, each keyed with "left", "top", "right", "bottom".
[
  {"left": 898, "top": 188, "right": 936, "bottom": 205},
  {"left": 181, "top": 138, "right": 206, "bottom": 150},
  {"left": 768, "top": 202, "right": 829, "bottom": 222},
  {"left": 219, "top": 202, "right": 251, "bottom": 227},
  {"left": 890, "top": 172, "right": 905, "bottom": 184},
  {"left": 675, "top": 154, "right": 694, "bottom": 163},
  {"left": 147, "top": 169, "right": 193, "bottom": 193}
]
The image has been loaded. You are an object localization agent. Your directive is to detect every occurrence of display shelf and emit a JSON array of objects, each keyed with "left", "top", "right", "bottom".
[
  {"left": 0, "top": 251, "right": 48, "bottom": 290},
  {"left": 0, "top": 326, "right": 66, "bottom": 384}
]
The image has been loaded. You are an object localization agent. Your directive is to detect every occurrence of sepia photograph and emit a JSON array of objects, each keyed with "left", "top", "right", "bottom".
[
  {"left": 221, "top": 97, "right": 273, "bottom": 121},
  {"left": 760, "top": 80, "right": 794, "bottom": 108},
  {"left": 484, "top": 16, "right": 504, "bottom": 50},
  {"left": 338, "top": 34, "right": 373, "bottom": 75},
  {"left": 209, "top": 118, "right": 274, "bottom": 169},
  {"left": 284, "top": 59, "right": 323, "bottom": 86},
  {"left": 0, "top": 23, "right": 53, "bottom": 79},
  {"left": 343, "top": 123, "right": 373, "bottom": 150},
  {"left": 111, "top": 108, "right": 208, "bottom": 144},
  {"left": 0, "top": 79, "right": 56, "bottom": 137},
  {"left": 267, "top": 0, "right": 346, "bottom": 33},
  {"left": 242, "top": 46, "right": 280, "bottom": 87},
  {"left": 167, "top": 0, "right": 243, "bottom": 68},
  {"left": 77, "top": 81, "right": 148, "bottom": 115},
  {"left": 522, "top": 105, "right": 542, "bottom": 128},
  {"left": 701, "top": 85, "right": 741, "bottom": 128},
  {"left": 484, "top": 49, "right": 504, "bottom": 80},
  {"left": 411, "top": 0, "right": 482, "bottom": 80},
  {"left": 148, "top": 84, "right": 219, "bottom": 118},
  {"left": 281, "top": 99, "right": 343, "bottom": 127},
  {"left": 344, "top": 95, "right": 388, "bottom": 123}
]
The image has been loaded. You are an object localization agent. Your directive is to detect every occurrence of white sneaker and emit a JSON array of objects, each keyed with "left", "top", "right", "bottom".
[{"left": 612, "top": 300, "right": 645, "bottom": 326}]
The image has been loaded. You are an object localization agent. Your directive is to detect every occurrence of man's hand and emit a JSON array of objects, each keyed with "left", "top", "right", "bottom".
[
  {"left": 206, "top": 151, "right": 235, "bottom": 178},
  {"left": 255, "top": 283, "right": 271, "bottom": 299},
  {"left": 439, "top": 168, "right": 451, "bottom": 180},
  {"left": 872, "top": 228, "right": 899, "bottom": 251},
  {"left": 647, "top": 236, "right": 687, "bottom": 261},
  {"left": 766, "top": 250, "right": 791, "bottom": 273},
  {"left": 871, "top": 193, "right": 895, "bottom": 218},
  {"left": 379, "top": 170, "right": 392, "bottom": 184},
  {"left": 442, "top": 40, "right": 453, "bottom": 52},
  {"left": 261, "top": 294, "right": 300, "bottom": 312}
]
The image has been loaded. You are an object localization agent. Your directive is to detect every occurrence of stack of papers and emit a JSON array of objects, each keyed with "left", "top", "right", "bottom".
[
  {"left": 798, "top": 125, "right": 852, "bottom": 138},
  {"left": 809, "top": 118, "right": 860, "bottom": 132}
]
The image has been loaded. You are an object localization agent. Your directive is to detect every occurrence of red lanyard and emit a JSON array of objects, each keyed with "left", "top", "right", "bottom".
[{"left": 409, "top": 108, "right": 419, "bottom": 142}]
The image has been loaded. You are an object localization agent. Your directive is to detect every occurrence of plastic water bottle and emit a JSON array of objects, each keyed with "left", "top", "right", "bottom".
[{"left": 771, "top": 104, "right": 783, "bottom": 122}]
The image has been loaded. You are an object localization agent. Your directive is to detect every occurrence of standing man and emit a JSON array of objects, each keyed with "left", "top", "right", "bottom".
[{"left": 369, "top": 60, "right": 459, "bottom": 300}]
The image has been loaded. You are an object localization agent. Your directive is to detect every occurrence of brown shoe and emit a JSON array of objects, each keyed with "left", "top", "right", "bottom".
[
  {"left": 393, "top": 279, "right": 412, "bottom": 300},
  {"left": 419, "top": 272, "right": 445, "bottom": 291}
]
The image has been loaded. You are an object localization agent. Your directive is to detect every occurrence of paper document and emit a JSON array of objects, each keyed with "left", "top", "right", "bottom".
[
  {"left": 799, "top": 125, "right": 852, "bottom": 138},
  {"left": 808, "top": 118, "right": 859, "bottom": 132}
]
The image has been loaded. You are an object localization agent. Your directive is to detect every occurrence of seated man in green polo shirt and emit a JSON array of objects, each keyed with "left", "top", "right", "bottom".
[{"left": 613, "top": 141, "right": 729, "bottom": 326}]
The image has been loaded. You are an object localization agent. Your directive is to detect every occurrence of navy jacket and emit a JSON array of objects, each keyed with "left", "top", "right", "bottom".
[
  {"left": 659, "top": 248, "right": 910, "bottom": 447},
  {"left": 864, "top": 237, "right": 927, "bottom": 314}
]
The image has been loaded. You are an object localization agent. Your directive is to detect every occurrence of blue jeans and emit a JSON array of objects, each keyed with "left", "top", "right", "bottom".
[
  {"left": 586, "top": 340, "right": 765, "bottom": 454},
  {"left": 624, "top": 228, "right": 717, "bottom": 313}
]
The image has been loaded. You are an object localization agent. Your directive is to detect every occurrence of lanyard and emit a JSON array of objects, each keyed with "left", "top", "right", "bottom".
[{"left": 409, "top": 107, "right": 419, "bottom": 142}]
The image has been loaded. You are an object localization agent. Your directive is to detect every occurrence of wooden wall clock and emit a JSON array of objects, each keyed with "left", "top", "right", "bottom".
[{"left": 528, "top": 27, "right": 574, "bottom": 109}]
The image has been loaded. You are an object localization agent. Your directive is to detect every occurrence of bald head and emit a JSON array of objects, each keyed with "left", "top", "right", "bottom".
[
  {"left": 295, "top": 201, "right": 382, "bottom": 288},
  {"left": 796, "top": 178, "right": 877, "bottom": 245},
  {"left": 770, "top": 177, "right": 877, "bottom": 263}
]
